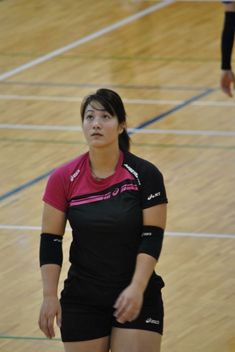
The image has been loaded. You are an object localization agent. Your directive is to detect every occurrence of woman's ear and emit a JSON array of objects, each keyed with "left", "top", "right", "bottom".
[{"left": 118, "top": 123, "right": 126, "bottom": 134}]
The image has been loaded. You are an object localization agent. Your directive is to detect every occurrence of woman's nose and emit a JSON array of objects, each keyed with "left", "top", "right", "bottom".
[{"left": 92, "top": 116, "right": 101, "bottom": 127}]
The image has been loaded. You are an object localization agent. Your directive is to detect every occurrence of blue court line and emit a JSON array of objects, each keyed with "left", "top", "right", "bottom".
[
  {"left": 0, "top": 80, "right": 215, "bottom": 92},
  {"left": 132, "top": 88, "right": 215, "bottom": 131},
  {"left": 0, "top": 87, "right": 215, "bottom": 202},
  {"left": 0, "top": 170, "right": 53, "bottom": 202}
]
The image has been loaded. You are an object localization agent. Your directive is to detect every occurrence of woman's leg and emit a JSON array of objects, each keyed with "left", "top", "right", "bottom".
[
  {"left": 110, "top": 328, "right": 161, "bottom": 352},
  {"left": 64, "top": 336, "right": 110, "bottom": 352}
]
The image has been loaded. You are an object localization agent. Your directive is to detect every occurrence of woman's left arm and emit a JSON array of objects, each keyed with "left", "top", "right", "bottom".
[{"left": 113, "top": 203, "right": 167, "bottom": 324}]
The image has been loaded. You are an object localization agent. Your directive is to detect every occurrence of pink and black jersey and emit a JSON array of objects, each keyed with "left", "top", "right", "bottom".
[{"left": 43, "top": 151, "right": 167, "bottom": 289}]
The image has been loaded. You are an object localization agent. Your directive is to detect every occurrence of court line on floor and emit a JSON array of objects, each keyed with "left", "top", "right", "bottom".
[
  {"left": 0, "top": 170, "right": 52, "bottom": 202},
  {"left": 0, "top": 87, "right": 215, "bottom": 202},
  {"left": 1, "top": 137, "right": 235, "bottom": 150},
  {"left": 0, "top": 80, "right": 213, "bottom": 92},
  {"left": 0, "top": 0, "right": 174, "bottom": 81},
  {"left": 0, "top": 224, "right": 234, "bottom": 239},
  {"left": 141, "top": 0, "right": 221, "bottom": 2},
  {"left": 132, "top": 142, "right": 235, "bottom": 150},
  {"left": 129, "top": 128, "right": 235, "bottom": 137},
  {"left": 0, "top": 94, "right": 234, "bottom": 107},
  {"left": 0, "top": 51, "right": 221, "bottom": 64},
  {"left": 173, "top": 0, "right": 222, "bottom": 2},
  {"left": 132, "top": 88, "right": 214, "bottom": 130},
  {"left": 1, "top": 124, "right": 235, "bottom": 137}
]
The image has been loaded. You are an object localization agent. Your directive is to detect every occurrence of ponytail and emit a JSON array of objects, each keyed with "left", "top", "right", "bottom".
[{"left": 118, "top": 129, "right": 131, "bottom": 152}]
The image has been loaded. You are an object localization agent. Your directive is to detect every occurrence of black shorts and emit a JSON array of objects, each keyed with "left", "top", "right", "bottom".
[{"left": 60, "top": 275, "right": 164, "bottom": 342}]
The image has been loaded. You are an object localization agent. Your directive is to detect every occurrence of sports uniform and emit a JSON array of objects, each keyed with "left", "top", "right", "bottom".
[{"left": 43, "top": 150, "right": 168, "bottom": 342}]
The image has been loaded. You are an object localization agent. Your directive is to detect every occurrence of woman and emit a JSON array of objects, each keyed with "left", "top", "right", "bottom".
[
  {"left": 221, "top": 1, "right": 235, "bottom": 97},
  {"left": 38, "top": 88, "right": 168, "bottom": 352}
]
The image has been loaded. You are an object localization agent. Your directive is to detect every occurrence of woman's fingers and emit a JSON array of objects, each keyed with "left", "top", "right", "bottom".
[
  {"left": 114, "top": 296, "right": 140, "bottom": 323},
  {"left": 117, "top": 303, "right": 140, "bottom": 323},
  {"left": 39, "top": 316, "right": 50, "bottom": 339},
  {"left": 48, "top": 316, "right": 55, "bottom": 338},
  {"left": 114, "top": 295, "right": 127, "bottom": 320},
  {"left": 38, "top": 297, "right": 61, "bottom": 338},
  {"left": 113, "top": 285, "right": 143, "bottom": 323},
  {"left": 39, "top": 313, "right": 55, "bottom": 339},
  {"left": 221, "top": 71, "right": 235, "bottom": 97},
  {"left": 56, "top": 307, "right": 62, "bottom": 328}
]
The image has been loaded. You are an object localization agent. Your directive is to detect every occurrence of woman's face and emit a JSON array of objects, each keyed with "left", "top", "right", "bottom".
[{"left": 82, "top": 101, "right": 123, "bottom": 149}]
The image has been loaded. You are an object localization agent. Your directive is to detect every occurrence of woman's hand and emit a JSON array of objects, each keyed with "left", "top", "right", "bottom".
[
  {"left": 113, "top": 283, "right": 144, "bottom": 324},
  {"left": 221, "top": 70, "right": 235, "bottom": 97},
  {"left": 38, "top": 296, "right": 62, "bottom": 339}
]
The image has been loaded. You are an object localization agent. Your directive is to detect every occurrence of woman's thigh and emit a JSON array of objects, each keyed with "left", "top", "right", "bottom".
[
  {"left": 110, "top": 328, "right": 161, "bottom": 352},
  {"left": 64, "top": 336, "right": 110, "bottom": 352}
]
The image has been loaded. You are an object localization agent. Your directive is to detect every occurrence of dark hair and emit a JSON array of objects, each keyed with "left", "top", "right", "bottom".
[{"left": 80, "top": 88, "right": 130, "bottom": 152}]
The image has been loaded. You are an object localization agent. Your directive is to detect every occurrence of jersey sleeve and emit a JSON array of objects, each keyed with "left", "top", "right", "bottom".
[
  {"left": 139, "top": 162, "right": 168, "bottom": 209},
  {"left": 42, "top": 167, "right": 68, "bottom": 212}
]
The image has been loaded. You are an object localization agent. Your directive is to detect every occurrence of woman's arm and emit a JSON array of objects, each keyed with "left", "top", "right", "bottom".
[
  {"left": 131, "top": 203, "right": 166, "bottom": 291},
  {"left": 38, "top": 203, "right": 66, "bottom": 339},
  {"left": 113, "top": 204, "right": 167, "bottom": 324},
  {"left": 221, "top": 3, "right": 235, "bottom": 97}
]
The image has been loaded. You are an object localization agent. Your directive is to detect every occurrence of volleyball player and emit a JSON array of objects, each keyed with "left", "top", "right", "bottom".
[
  {"left": 38, "top": 88, "right": 168, "bottom": 352},
  {"left": 221, "top": 1, "right": 235, "bottom": 97}
]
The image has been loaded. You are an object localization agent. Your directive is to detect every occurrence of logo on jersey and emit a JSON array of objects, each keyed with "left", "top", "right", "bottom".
[
  {"left": 124, "top": 163, "right": 141, "bottom": 185},
  {"left": 70, "top": 169, "right": 80, "bottom": 182},
  {"left": 141, "top": 232, "right": 152, "bottom": 237},
  {"left": 145, "top": 318, "right": 160, "bottom": 325},
  {"left": 147, "top": 192, "right": 160, "bottom": 200},
  {"left": 70, "top": 183, "right": 138, "bottom": 206},
  {"left": 112, "top": 188, "right": 120, "bottom": 197}
]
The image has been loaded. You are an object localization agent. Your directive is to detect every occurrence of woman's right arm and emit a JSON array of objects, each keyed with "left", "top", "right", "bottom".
[
  {"left": 221, "top": 3, "right": 235, "bottom": 97},
  {"left": 38, "top": 203, "right": 66, "bottom": 339}
]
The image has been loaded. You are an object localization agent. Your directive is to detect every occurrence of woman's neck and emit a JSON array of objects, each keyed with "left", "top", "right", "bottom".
[{"left": 89, "top": 146, "right": 120, "bottom": 179}]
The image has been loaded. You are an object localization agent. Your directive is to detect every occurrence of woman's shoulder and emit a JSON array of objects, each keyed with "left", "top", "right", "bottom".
[
  {"left": 123, "top": 151, "right": 162, "bottom": 174},
  {"left": 50, "top": 152, "right": 88, "bottom": 181}
]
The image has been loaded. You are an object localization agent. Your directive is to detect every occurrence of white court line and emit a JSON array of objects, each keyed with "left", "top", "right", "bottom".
[
  {"left": 1, "top": 123, "right": 235, "bottom": 137},
  {"left": 166, "top": 231, "right": 235, "bottom": 239},
  {"left": 0, "top": 94, "right": 84, "bottom": 103},
  {"left": 0, "top": 123, "right": 82, "bottom": 131},
  {"left": 138, "top": 0, "right": 230, "bottom": 2},
  {"left": 129, "top": 128, "right": 235, "bottom": 137},
  {"left": 174, "top": 0, "right": 231, "bottom": 2},
  {"left": 0, "top": 224, "right": 234, "bottom": 239},
  {"left": 126, "top": 99, "right": 235, "bottom": 107},
  {"left": 0, "top": 0, "right": 174, "bottom": 82},
  {"left": 1, "top": 94, "right": 235, "bottom": 107}
]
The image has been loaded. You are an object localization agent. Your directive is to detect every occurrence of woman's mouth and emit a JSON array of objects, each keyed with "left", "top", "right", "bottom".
[{"left": 91, "top": 133, "right": 103, "bottom": 136}]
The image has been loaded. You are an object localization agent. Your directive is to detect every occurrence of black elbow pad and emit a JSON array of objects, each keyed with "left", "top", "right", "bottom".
[
  {"left": 138, "top": 226, "right": 164, "bottom": 260},
  {"left": 39, "top": 233, "right": 63, "bottom": 267}
]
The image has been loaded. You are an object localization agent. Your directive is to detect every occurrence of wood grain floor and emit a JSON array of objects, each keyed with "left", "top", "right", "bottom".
[{"left": 0, "top": 1, "right": 234, "bottom": 351}]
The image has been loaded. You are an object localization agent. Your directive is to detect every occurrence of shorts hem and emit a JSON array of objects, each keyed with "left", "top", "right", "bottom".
[
  {"left": 112, "top": 324, "right": 163, "bottom": 336},
  {"left": 61, "top": 331, "right": 110, "bottom": 342}
]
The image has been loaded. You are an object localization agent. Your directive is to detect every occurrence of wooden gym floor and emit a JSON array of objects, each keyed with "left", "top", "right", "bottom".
[{"left": 0, "top": 0, "right": 234, "bottom": 351}]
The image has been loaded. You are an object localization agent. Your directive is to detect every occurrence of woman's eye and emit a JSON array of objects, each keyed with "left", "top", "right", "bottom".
[
  {"left": 86, "top": 114, "right": 94, "bottom": 120},
  {"left": 103, "top": 114, "right": 111, "bottom": 119}
]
